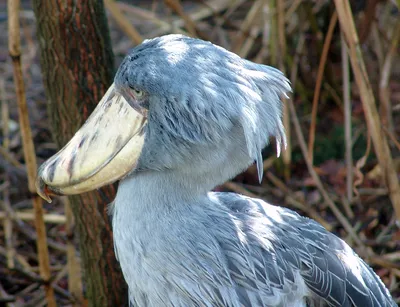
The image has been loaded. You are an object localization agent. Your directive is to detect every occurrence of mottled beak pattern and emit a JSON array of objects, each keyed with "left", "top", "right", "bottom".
[{"left": 36, "top": 83, "right": 147, "bottom": 202}]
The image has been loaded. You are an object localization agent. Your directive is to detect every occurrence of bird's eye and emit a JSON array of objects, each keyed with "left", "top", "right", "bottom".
[{"left": 132, "top": 89, "right": 144, "bottom": 98}]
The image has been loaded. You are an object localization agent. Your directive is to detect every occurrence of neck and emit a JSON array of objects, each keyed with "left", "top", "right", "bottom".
[
  {"left": 116, "top": 170, "right": 207, "bottom": 209},
  {"left": 116, "top": 161, "right": 253, "bottom": 213},
  {"left": 114, "top": 128, "right": 255, "bottom": 211}
]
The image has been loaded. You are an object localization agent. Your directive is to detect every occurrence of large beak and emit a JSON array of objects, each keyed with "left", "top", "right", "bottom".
[{"left": 36, "top": 83, "right": 146, "bottom": 203}]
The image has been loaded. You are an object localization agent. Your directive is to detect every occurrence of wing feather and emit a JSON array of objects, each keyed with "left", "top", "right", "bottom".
[{"left": 213, "top": 192, "right": 396, "bottom": 307}]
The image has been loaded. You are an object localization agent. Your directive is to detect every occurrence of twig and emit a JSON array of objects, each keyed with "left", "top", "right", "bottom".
[
  {"left": 173, "top": 0, "right": 245, "bottom": 31},
  {"left": 7, "top": 1, "right": 56, "bottom": 305},
  {"left": 0, "top": 246, "right": 74, "bottom": 303},
  {"left": 285, "top": 0, "right": 302, "bottom": 23},
  {"left": 1, "top": 181, "right": 15, "bottom": 269},
  {"left": 117, "top": 3, "right": 190, "bottom": 37},
  {"left": 353, "top": 128, "right": 371, "bottom": 197},
  {"left": 0, "top": 211, "right": 66, "bottom": 224},
  {"left": 383, "top": 126, "right": 400, "bottom": 151},
  {"left": 64, "top": 198, "right": 83, "bottom": 305},
  {"left": 289, "top": 31, "right": 306, "bottom": 90},
  {"left": 239, "top": 27, "right": 261, "bottom": 59},
  {"left": 223, "top": 181, "right": 258, "bottom": 198},
  {"left": 277, "top": 0, "right": 291, "bottom": 181},
  {"left": 263, "top": 156, "right": 276, "bottom": 172},
  {"left": 369, "top": 256, "right": 400, "bottom": 270},
  {"left": 341, "top": 32, "right": 353, "bottom": 203},
  {"left": 1, "top": 79, "right": 15, "bottom": 269},
  {"left": 0, "top": 199, "right": 68, "bottom": 252},
  {"left": 334, "top": 0, "right": 400, "bottom": 222},
  {"left": 308, "top": 11, "right": 337, "bottom": 164},
  {"left": 358, "top": 0, "right": 380, "bottom": 43},
  {"left": 269, "top": 0, "right": 277, "bottom": 66},
  {"left": 233, "top": 0, "right": 263, "bottom": 56},
  {"left": 377, "top": 216, "right": 396, "bottom": 243},
  {"left": 371, "top": 23, "right": 384, "bottom": 68},
  {"left": 0, "top": 282, "right": 15, "bottom": 306},
  {"left": 265, "top": 171, "right": 332, "bottom": 231},
  {"left": 341, "top": 195, "right": 354, "bottom": 220},
  {"left": 379, "top": 18, "right": 400, "bottom": 134},
  {"left": 104, "top": 0, "right": 143, "bottom": 45},
  {"left": 287, "top": 81, "right": 364, "bottom": 247},
  {"left": 254, "top": 1, "right": 271, "bottom": 63},
  {"left": 1, "top": 79, "right": 9, "bottom": 150},
  {"left": 164, "top": 0, "right": 198, "bottom": 37},
  {"left": 0, "top": 144, "right": 25, "bottom": 170}
]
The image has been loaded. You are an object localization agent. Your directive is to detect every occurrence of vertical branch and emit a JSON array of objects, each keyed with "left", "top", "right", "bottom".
[
  {"left": 255, "top": 0, "right": 272, "bottom": 63},
  {"left": 379, "top": 19, "right": 400, "bottom": 135},
  {"left": 341, "top": 32, "right": 353, "bottom": 203},
  {"left": 104, "top": 0, "right": 143, "bottom": 44},
  {"left": 269, "top": 0, "right": 277, "bottom": 66},
  {"left": 308, "top": 11, "right": 337, "bottom": 164},
  {"left": 7, "top": 0, "right": 56, "bottom": 306},
  {"left": 334, "top": 0, "right": 400, "bottom": 221},
  {"left": 233, "top": 0, "right": 263, "bottom": 57},
  {"left": 276, "top": 0, "right": 291, "bottom": 180},
  {"left": 287, "top": 87, "right": 363, "bottom": 246},
  {"left": 1, "top": 80, "right": 14, "bottom": 269},
  {"left": 2, "top": 180, "right": 13, "bottom": 269},
  {"left": 64, "top": 198, "right": 83, "bottom": 306},
  {"left": 164, "top": 0, "right": 198, "bottom": 37}
]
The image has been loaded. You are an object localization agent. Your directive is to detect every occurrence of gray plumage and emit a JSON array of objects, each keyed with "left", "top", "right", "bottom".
[{"left": 110, "top": 34, "right": 395, "bottom": 306}]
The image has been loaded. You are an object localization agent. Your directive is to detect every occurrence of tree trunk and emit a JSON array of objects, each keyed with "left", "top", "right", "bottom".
[{"left": 32, "top": 1, "right": 128, "bottom": 305}]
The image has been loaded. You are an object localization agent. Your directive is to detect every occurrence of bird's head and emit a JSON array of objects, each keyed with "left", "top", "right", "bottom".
[{"left": 36, "top": 35, "right": 290, "bottom": 202}]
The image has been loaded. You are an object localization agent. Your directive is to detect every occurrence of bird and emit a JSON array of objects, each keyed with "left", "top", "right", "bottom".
[{"left": 36, "top": 34, "right": 396, "bottom": 307}]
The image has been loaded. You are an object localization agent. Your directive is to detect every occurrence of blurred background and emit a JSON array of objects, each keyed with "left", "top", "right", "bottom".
[{"left": 0, "top": 0, "right": 399, "bottom": 306}]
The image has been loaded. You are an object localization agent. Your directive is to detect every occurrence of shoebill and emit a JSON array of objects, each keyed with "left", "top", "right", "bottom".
[{"left": 36, "top": 34, "right": 395, "bottom": 307}]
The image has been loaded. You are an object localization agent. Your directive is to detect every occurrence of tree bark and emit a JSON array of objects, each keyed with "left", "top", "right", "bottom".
[{"left": 32, "top": 1, "right": 128, "bottom": 305}]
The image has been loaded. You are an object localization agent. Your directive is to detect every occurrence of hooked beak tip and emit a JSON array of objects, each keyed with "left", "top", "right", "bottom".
[{"left": 35, "top": 175, "right": 53, "bottom": 203}]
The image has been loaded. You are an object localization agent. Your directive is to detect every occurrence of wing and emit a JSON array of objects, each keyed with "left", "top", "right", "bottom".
[{"left": 212, "top": 192, "right": 396, "bottom": 307}]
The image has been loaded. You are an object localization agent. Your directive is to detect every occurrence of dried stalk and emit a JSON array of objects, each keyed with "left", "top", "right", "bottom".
[
  {"left": 285, "top": 0, "right": 302, "bottom": 22},
  {"left": 0, "top": 211, "right": 66, "bottom": 224},
  {"left": 1, "top": 79, "right": 14, "bottom": 269},
  {"left": 341, "top": 32, "right": 353, "bottom": 203},
  {"left": 104, "top": 0, "right": 143, "bottom": 45},
  {"left": 254, "top": 1, "right": 271, "bottom": 63},
  {"left": 379, "top": 18, "right": 400, "bottom": 134},
  {"left": 0, "top": 146, "right": 25, "bottom": 169},
  {"left": 371, "top": 23, "right": 384, "bottom": 68},
  {"left": 2, "top": 179, "right": 14, "bottom": 269},
  {"left": 223, "top": 181, "right": 259, "bottom": 198},
  {"left": 164, "top": 0, "right": 198, "bottom": 37},
  {"left": 358, "top": 0, "right": 380, "bottom": 43},
  {"left": 308, "top": 11, "right": 337, "bottom": 164},
  {"left": 383, "top": 126, "right": 400, "bottom": 151},
  {"left": 64, "top": 198, "right": 83, "bottom": 306},
  {"left": 333, "top": 0, "right": 400, "bottom": 221},
  {"left": 0, "top": 282, "right": 15, "bottom": 306},
  {"left": 117, "top": 2, "right": 190, "bottom": 37},
  {"left": 265, "top": 172, "right": 332, "bottom": 231},
  {"left": 233, "top": 0, "right": 263, "bottom": 55},
  {"left": 1, "top": 80, "right": 9, "bottom": 150},
  {"left": 7, "top": 0, "right": 56, "bottom": 305},
  {"left": 287, "top": 86, "right": 364, "bottom": 247},
  {"left": 1, "top": 183, "right": 15, "bottom": 269},
  {"left": 240, "top": 27, "right": 262, "bottom": 59},
  {"left": 269, "top": 0, "right": 277, "bottom": 65},
  {"left": 277, "top": 0, "right": 291, "bottom": 181}
]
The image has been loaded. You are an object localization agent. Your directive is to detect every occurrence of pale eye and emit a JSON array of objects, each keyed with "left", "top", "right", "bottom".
[{"left": 133, "top": 89, "right": 144, "bottom": 98}]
